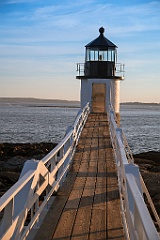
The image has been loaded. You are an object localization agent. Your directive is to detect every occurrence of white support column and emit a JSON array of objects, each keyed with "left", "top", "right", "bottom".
[
  {"left": 112, "top": 80, "right": 120, "bottom": 114},
  {"left": 111, "top": 79, "right": 120, "bottom": 126},
  {"left": 115, "top": 80, "right": 120, "bottom": 113}
]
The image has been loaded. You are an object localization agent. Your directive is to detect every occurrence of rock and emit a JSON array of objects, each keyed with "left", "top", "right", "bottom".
[
  {"left": 134, "top": 151, "right": 160, "bottom": 217},
  {"left": 0, "top": 181, "right": 4, "bottom": 188},
  {"left": 0, "top": 142, "right": 57, "bottom": 161},
  {"left": 134, "top": 151, "right": 160, "bottom": 161},
  {"left": 0, "top": 142, "right": 57, "bottom": 197}
]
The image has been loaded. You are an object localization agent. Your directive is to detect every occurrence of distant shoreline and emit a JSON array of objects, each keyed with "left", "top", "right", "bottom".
[
  {"left": 121, "top": 102, "right": 160, "bottom": 106},
  {"left": 0, "top": 97, "right": 159, "bottom": 106},
  {"left": 0, "top": 97, "right": 80, "bottom": 105}
]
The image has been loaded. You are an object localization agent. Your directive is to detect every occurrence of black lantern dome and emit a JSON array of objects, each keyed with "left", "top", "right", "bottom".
[{"left": 85, "top": 27, "right": 117, "bottom": 49}]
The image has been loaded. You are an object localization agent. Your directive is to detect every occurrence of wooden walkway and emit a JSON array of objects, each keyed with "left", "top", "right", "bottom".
[{"left": 34, "top": 113, "right": 125, "bottom": 240}]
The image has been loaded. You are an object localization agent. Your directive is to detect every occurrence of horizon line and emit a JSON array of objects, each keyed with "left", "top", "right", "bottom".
[{"left": 0, "top": 97, "right": 159, "bottom": 105}]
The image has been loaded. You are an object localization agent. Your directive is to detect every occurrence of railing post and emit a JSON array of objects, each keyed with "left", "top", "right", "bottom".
[
  {"left": 0, "top": 199, "right": 14, "bottom": 238},
  {"left": 125, "top": 164, "right": 142, "bottom": 196}
]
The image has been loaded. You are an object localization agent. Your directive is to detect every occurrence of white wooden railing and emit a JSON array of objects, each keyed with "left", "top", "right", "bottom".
[
  {"left": 0, "top": 102, "right": 159, "bottom": 240},
  {"left": 108, "top": 105, "right": 160, "bottom": 240},
  {"left": 0, "top": 103, "right": 90, "bottom": 240}
]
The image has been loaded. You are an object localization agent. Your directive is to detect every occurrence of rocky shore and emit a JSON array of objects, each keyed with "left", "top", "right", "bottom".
[
  {"left": 133, "top": 151, "right": 160, "bottom": 218},
  {"left": 0, "top": 143, "right": 160, "bottom": 218},
  {"left": 0, "top": 143, "right": 57, "bottom": 197}
]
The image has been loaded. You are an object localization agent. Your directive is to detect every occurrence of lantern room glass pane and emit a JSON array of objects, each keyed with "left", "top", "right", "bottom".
[
  {"left": 86, "top": 49, "right": 90, "bottom": 61},
  {"left": 99, "top": 50, "right": 107, "bottom": 61},
  {"left": 112, "top": 51, "right": 115, "bottom": 61},
  {"left": 90, "top": 50, "right": 95, "bottom": 60},
  {"left": 99, "top": 51, "right": 103, "bottom": 61},
  {"left": 103, "top": 51, "right": 107, "bottom": 60},
  {"left": 95, "top": 50, "right": 98, "bottom": 60},
  {"left": 108, "top": 50, "right": 112, "bottom": 61},
  {"left": 86, "top": 49, "right": 115, "bottom": 61}
]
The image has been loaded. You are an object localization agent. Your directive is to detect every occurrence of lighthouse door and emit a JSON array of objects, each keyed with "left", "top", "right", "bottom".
[{"left": 92, "top": 83, "right": 106, "bottom": 113}]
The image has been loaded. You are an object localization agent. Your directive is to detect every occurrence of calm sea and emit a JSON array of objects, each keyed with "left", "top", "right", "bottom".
[{"left": 0, "top": 103, "right": 159, "bottom": 154}]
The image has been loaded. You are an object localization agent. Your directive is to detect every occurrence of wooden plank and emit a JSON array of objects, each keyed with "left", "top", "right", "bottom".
[
  {"left": 52, "top": 119, "right": 95, "bottom": 239},
  {"left": 71, "top": 176, "right": 97, "bottom": 239},
  {"left": 33, "top": 171, "right": 77, "bottom": 240},
  {"left": 106, "top": 148, "right": 125, "bottom": 239},
  {"left": 89, "top": 125, "right": 107, "bottom": 239},
  {"left": 52, "top": 158, "right": 90, "bottom": 238},
  {"left": 71, "top": 118, "right": 98, "bottom": 239}
]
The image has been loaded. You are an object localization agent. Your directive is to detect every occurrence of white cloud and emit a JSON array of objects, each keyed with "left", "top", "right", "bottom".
[{"left": 2, "top": 1, "right": 160, "bottom": 38}]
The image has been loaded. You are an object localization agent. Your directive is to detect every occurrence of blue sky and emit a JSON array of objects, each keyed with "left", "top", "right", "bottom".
[{"left": 0, "top": 0, "right": 160, "bottom": 102}]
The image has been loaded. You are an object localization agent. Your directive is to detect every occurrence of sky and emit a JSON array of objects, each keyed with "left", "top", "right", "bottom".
[{"left": 0, "top": 0, "right": 160, "bottom": 103}]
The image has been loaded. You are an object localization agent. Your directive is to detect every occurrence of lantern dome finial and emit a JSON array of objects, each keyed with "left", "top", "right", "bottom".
[{"left": 99, "top": 27, "right": 105, "bottom": 34}]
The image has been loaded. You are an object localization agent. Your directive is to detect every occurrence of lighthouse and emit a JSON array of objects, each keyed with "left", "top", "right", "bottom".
[{"left": 76, "top": 27, "right": 124, "bottom": 122}]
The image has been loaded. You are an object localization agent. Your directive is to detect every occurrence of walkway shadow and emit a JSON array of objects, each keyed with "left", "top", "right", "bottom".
[{"left": 64, "top": 190, "right": 120, "bottom": 211}]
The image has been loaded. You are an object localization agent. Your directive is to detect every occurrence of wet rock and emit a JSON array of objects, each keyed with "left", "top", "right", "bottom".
[
  {"left": 134, "top": 151, "right": 160, "bottom": 217},
  {"left": 0, "top": 142, "right": 57, "bottom": 197},
  {"left": 0, "top": 142, "right": 56, "bottom": 161}
]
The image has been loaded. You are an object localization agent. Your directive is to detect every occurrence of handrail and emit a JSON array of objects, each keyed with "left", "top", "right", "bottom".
[
  {"left": 140, "top": 175, "right": 160, "bottom": 229},
  {"left": 0, "top": 170, "right": 35, "bottom": 211},
  {"left": 0, "top": 103, "right": 90, "bottom": 240},
  {"left": 41, "top": 130, "right": 73, "bottom": 165},
  {"left": 125, "top": 171, "right": 160, "bottom": 240},
  {"left": 108, "top": 104, "right": 160, "bottom": 239},
  {"left": 76, "top": 62, "right": 125, "bottom": 78}
]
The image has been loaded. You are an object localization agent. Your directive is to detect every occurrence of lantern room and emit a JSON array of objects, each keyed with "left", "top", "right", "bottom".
[
  {"left": 76, "top": 27, "right": 124, "bottom": 80},
  {"left": 84, "top": 27, "right": 117, "bottom": 78}
]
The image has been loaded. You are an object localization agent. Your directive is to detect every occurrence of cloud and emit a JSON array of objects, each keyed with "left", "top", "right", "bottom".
[{"left": 2, "top": 1, "right": 160, "bottom": 36}]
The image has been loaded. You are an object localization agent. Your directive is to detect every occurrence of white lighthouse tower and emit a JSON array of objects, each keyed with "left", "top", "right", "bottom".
[{"left": 76, "top": 27, "right": 124, "bottom": 123}]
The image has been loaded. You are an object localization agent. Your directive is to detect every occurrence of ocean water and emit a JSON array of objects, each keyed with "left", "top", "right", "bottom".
[
  {"left": 0, "top": 104, "right": 79, "bottom": 144},
  {"left": 120, "top": 104, "right": 160, "bottom": 154},
  {"left": 0, "top": 103, "right": 159, "bottom": 154}
]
